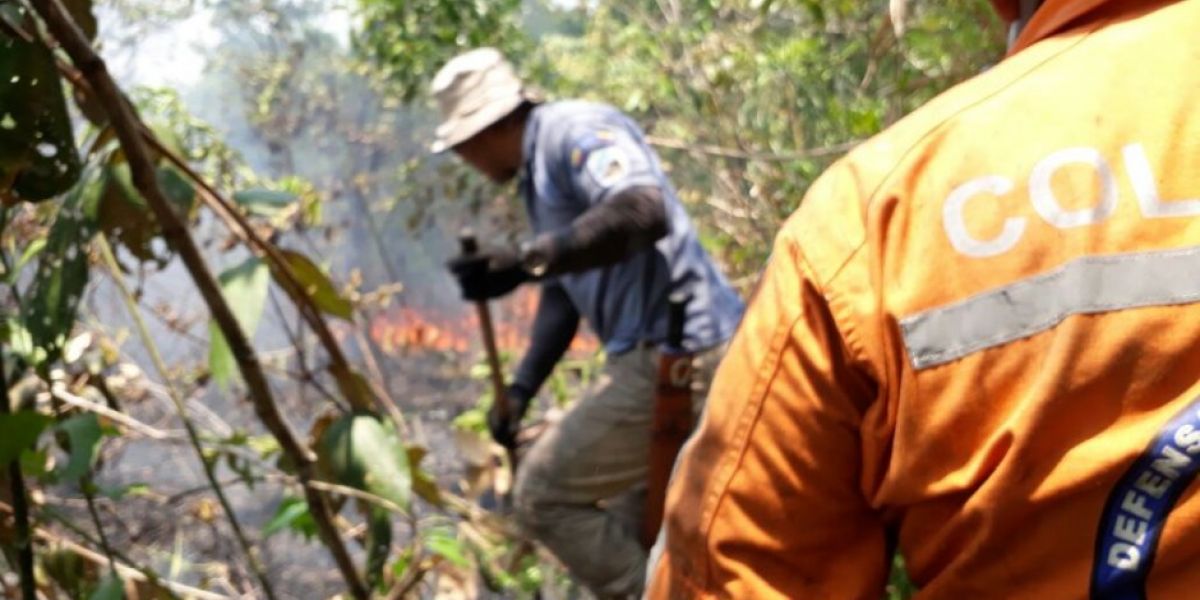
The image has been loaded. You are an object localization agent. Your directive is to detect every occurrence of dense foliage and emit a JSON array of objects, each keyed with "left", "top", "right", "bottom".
[{"left": 362, "top": 0, "right": 1005, "bottom": 277}]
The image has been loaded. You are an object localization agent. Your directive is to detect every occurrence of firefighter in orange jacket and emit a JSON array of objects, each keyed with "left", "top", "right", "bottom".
[{"left": 648, "top": 0, "right": 1200, "bottom": 598}]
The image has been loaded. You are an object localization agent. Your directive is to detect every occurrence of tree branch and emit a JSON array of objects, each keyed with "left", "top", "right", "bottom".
[
  {"left": 81, "top": 473, "right": 118, "bottom": 578},
  {"left": 645, "top": 135, "right": 859, "bottom": 162},
  {"left": 46, "top": 0, "right": 411, "bottom": 479},
  {"left": 47, "top": 386, "right": 171, "bottom": 440},
  {"left": 148, "top": 133, "right": 392, "bottom": 414},
  {"left": 94, "top": 234, "right": 281, "bottom": 600},
  {"left": 0, "top": 502, "right": 228, "bottom": 600},
  {"left": 27, "top": 2, "right": 367, "bottom": 597},
  {"left": 43, "top": 5, "right": 388, "bottom": 418},
  {"left": 0, "top": 350, "right": 36, "bottom": 600}
]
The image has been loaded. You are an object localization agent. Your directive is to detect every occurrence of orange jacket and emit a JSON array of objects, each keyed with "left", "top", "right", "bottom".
[{"left": 647, "top": 1, "right": 1200, "bottom": 598}]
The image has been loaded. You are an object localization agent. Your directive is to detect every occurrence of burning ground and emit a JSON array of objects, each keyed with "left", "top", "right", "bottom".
[{"left": 368, "top": 287, "right": 598, "bottom": 357}]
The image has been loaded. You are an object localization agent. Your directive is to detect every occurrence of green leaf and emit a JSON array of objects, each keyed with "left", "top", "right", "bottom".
[
  {"left": 156, "top": 166, "right": 196, "bottom": 216},
  {"left": 24, "top": 167, "right": 102, "bottom": 362},
  {"left": 6, "top": 236, "right": 46, "bottom": 284},
  {"left": 98, "top": 164, "right": 159, "bottom": 265},
  {"left": 233, "top": 188, "right": 296, "bottom": 217},
  {"left": 424, "top": 527, "right": 470, "bottom": 569},
  {"left": 888, "top": 552, "right": 919, "bottom": 598},
  {"left": 301, "top": 191, "right": 322, "bottom": 226},
  {"left": 88, "top": 574, "right": 124, "bottom": 600},
  {"left": 98, "top": 164, "right": 194, "bottom": 266},
  {"left": 468, "top": 363, "right": 492, "bottom": 380},
  {"left": 208, "top": 327, "right": 235, "bottom": 387},
  {"left": 0, "top": 411, "right": 52, "bottom": 465},
  {"left": 20, "top": 448, "right": 50, "bottom": 479},
  {"left": 317, "top": 412, "right": 412, "bottom": 511},
  {"left": 412, "top": 468, "right": 442, "bottom": 506},
  {"left": 224, "top": 451, "right": 257, "bottom": 488},
  {"left": 209, "top": 257, "right": 270, "bottom": 387},
  {"left": 54, "top": 413, "right": 105, "bottom": 484},
  {"left": 246, "top": 434, "right": 281, "bottom": 459},
  {"left": 41, "top": 547, "right": 89, "bottom": 599},
  {"left": 390, "top": 547, "right": 413, "bottom": 578},
  {"left": 263, "top": 495, "right": 317, "bottom": 539},
  {"left": 0, "top": 21, "right": 83, "bottom": 201},
  {"left": 407, "top": 445, "right": 442, "bottom": 507},
  {"left": 275, "top": 250, "right": 353, "bottom": 320}
]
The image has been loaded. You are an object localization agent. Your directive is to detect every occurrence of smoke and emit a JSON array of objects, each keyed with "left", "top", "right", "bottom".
[{"left": 70, "top": 2, "right": 600, "bottom": 594}]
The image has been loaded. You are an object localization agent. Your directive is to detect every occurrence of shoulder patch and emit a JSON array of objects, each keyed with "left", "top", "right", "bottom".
[
  {"left": 584, "top": 145, "right": 629, "bottom": 188},
  {"left": 570, "top": 129, "right": 618, "bottom": 169}
]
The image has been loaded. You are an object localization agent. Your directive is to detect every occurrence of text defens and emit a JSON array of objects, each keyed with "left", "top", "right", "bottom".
[
  {"left": 942, "top": 143, "right": 1200, "bottom": 258},
  {"left": 1104, "top": 417, "right": 1200, "bottom": 573}
]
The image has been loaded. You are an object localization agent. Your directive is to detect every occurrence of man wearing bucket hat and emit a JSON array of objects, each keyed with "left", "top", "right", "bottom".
[{"left": 435, "top": 48, "right": 743, "bottom": 597}]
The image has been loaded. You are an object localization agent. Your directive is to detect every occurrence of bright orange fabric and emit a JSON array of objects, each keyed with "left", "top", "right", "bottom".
[
  {"left": 647, "top": 1, "right": 1200, "bottom": 598},
  {"left": 1007, "top": 0, "right": 1152, "bottom": 53}
]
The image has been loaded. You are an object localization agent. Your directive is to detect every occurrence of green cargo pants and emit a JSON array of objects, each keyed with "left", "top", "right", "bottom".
[{"left": 512, "top": 343, "right": 724, "bottom": 599}]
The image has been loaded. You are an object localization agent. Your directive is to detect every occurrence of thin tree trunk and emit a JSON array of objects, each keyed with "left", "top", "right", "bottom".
[{"left": 0, "top": 350, "right": 36, "bottom": 600}]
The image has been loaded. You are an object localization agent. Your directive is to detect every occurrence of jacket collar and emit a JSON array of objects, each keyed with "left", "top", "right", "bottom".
[{"left": 998, "top": 0, "right": 1169, "bottom": 54}]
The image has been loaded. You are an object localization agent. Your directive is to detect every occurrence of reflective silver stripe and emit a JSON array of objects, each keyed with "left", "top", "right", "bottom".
[{"left": 900, "top": 245, "right": 1200, "bottom": 370}]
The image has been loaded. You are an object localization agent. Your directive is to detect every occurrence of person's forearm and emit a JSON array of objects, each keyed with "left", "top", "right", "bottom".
[
  {"left": 510, "top": 284, "right": 580, "bottom": 401},
  {"left": 531, "top": 185, "right": 669, "bottom": 276}
]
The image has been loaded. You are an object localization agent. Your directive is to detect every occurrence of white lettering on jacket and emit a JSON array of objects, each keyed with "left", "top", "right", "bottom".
[
  {"left": 1030, "top": 147, "right": 1118, "bottom": 229},
  {"left": 943, "top": 176, "right": 1024, "bottom": 258},
  {"left": 942, "top": 142, "right": 1197, "bottom": 258}
]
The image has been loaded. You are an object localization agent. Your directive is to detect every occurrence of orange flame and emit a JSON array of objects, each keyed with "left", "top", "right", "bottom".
[{"left": 369, "top": 287, "right": 599, "bottom": 356}]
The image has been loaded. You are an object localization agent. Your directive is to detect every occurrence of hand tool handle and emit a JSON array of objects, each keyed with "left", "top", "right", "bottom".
[{"left": 459, "top": 230, "right": 512, "bottom": 430}]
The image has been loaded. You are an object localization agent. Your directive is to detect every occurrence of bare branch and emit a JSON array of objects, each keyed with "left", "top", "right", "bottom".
[
  {"left": 96, "top": 235, "right": 282, "bottom": 600},
  {"left": 46, "top": 387, "right": 171, "bottom": 440},
  {"left": 35, "top": 510, "right": 228, "bottom": 599},
  {"left": 646, "top": 135, "right": 859, "bottom": 162},
  {"left": 148, "top": 134, "right": 397, "bottom": 416}
]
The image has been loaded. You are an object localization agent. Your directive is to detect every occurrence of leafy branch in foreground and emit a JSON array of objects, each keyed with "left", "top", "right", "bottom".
[
  {"left": 3, "top": 0, "right": 483, "bottom": 596},
  {"left": 26, "top": 0, "right": 367, "bottom": 595}
]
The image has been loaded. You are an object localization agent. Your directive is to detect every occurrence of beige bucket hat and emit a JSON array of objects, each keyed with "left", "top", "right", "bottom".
[{"left": 429, "top": 48, "right": 538, "bottom": 153}]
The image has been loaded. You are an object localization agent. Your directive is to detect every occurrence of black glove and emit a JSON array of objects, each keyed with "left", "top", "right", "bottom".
[
  {"left": 447, "top": 245, "right": 528, "bottom": 301},
  {"left": 488, "top": 385, "right": 533, "bottom": 450}
]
